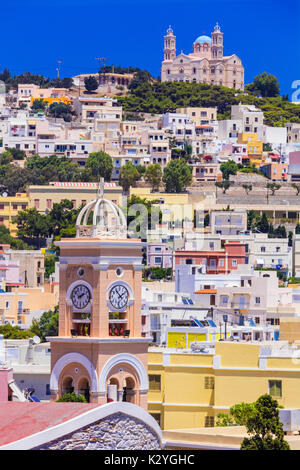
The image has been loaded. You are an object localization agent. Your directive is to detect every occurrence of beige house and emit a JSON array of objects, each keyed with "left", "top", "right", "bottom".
[
  {"left": 177, "top": 107, "right": 217, "bottom": 126},
  {"left": 27, "top": 182, "right": 123, "bottom": 214}
]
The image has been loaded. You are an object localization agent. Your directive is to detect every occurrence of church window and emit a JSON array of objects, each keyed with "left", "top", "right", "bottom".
[
  {"left": 219, "top": 68, "right": 223, "bottom": 74},
  {"left": 167, "top": 69, "right": 170, "bottom": 75},
  {"left": 203, "top": 68, "right": 207, "bottom": 74},
  {"left": 211, "top": 67, "right": 215, "bottom": 74},
  {"left": 179, "top": 68, "right": 184, "bottom": 74},
  {"left": 193, "top": 68, "right": 196, "bottom": 74}
]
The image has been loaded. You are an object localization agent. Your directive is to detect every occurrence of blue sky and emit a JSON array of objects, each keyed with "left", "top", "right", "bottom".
[{"left": 1, "top": 0, "right": 299, "bottom": 96}]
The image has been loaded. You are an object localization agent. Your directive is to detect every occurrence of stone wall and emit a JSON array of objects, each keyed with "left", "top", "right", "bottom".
[{"left": 34, "top": 412, "right": 161, "bottom": 450}]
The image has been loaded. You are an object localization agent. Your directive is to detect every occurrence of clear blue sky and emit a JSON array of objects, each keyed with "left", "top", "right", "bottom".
[{"left": 1, "top": 0, "right": 300, "bottom": 97}]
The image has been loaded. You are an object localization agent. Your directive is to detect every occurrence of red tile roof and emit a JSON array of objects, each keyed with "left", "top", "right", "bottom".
[{"left": 0, "top": 402, "right": 99, "bottom": 446}]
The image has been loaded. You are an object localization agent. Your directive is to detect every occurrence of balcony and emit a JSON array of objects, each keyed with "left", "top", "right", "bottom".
[{"left": 231, "top": 302, "right": 250, "bottom": 309}]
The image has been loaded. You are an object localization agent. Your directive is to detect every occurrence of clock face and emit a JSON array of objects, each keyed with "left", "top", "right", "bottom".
[
  {"left": 109, "top": 285, "right": 129, "bottom": 310},
  {"left": 71, "top": 284, "right": 91, "bottom": 309}
]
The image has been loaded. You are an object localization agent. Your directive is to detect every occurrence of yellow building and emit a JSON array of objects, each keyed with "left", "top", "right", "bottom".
[
  {"left": 30, "top": 96, "right": 72, "bottom": 107},
  {"left": 148, "top": 338, "right": 300, "bottom": 430},
  {"left": 28, "top": 182, "right": 123, "bottom": 214},
  {"left": 129, "top": 188, "right": 193, "bottom": 224},
  {"left": 0, "top": 193, "right": 29, "bottom": 236},
  {"left": 237, "top": 132, "right": 264, "bottom": 167}
]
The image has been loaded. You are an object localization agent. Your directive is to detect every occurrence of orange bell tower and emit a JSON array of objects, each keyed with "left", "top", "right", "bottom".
[{"left": 48, "top": 180, "right": 150, "bottom": 408}]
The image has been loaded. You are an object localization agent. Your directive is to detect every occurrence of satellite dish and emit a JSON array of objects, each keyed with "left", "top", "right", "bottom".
[
  {"left": 32, "top": 336, "right": 41, "bottom": 344},
  {"left": 2, "top": 192, "right": 7, "bottom": 197}
]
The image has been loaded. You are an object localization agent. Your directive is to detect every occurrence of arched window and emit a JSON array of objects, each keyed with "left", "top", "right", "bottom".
[
  {"left": 193, "top": 67, "right": 196, "bottom": 74},
  {"left": 179, "top": 68, "right": 184, "bottom": 74}
]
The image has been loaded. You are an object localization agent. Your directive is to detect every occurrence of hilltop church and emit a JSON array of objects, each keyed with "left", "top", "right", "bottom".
[{"left": 161, "top": 23, "right": 244, "bottom": 90}]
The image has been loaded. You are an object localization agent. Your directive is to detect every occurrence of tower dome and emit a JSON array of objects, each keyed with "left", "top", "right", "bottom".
[
  {"left": 194, "top": 35, "right": 211, "bottom": 45},
  {"left": 76, "top": 178, "right": 127, "bottom": 239}
]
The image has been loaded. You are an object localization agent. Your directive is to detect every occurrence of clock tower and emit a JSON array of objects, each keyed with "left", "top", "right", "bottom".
[{"left": 48, "top": 180, "right": 150, "bottom": 408}]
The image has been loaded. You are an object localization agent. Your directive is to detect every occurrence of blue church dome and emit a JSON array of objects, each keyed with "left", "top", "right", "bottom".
[{"left": 194, "top": 35, "right": 211, "bottom": 44}]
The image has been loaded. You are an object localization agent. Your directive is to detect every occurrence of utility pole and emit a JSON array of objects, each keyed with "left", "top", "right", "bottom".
[
  {"left": 96, "top": 57, "right": 106, "bottom": 85},
  {"left": 57, "top": 60, "right": 62, "bottom": 79}
]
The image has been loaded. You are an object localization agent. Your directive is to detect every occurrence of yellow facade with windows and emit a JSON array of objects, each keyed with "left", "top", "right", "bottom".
[
  {"left": 0, "top": 193, "right": 29, "bottom": 236},
  {"left": 237, "top": 132, "right": 264, "bottom": 167},
  {"left": 147, "top": 342, "right": 300, "bottom": 430}
]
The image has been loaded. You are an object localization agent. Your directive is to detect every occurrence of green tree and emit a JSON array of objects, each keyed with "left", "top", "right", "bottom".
[
  {"left": 267, "top": 182, "right": 281, "bottom": 196},
  {"left": 242, "top": 184, "right": 252, "bottom": 195},
  {"left": 47, "top": 102, "right": 73, "bottom": 122},
  {"left": 119, "top": 161, "right": 141, "bottom": 192},
  {"left": 45, "top": 253, "right": 56, "bottom": 279},
  {"left": 84, "top": 151, "right": 113, "bottom": 181},
  {"left": 241, "top": 394, "right": 289, "bottom": 450},
  {"left": 220, "top": 160, "right": 238, "bottom": 180},
  {"left": 128, "top": 70, "right": 153, "bottom": 91},
  {"left": 144, "top": 163, "right": 162, "bottom": 191},
  {"left": 257, "top": 212, "right": 270, "bottom": 233},
  {"left": 56, "top": 392, "right": 87, "bottom": 403},
  {"left": 291, "top": 183, "right": 300, "bottom": 195},
  {"left": 31, "top": 99, "right": 47, "bottom": 112},
  {"left": 215, "top": 180, "right": 232, "bottom": 194},
  {"left": 30, "top": 306, "right": 59, "bottom": 342},
  {"left": 84, "top": 75, "right": 99, "bottom": 93},
  {"left": 246, "top": 72, "right": 280, "bottom": 98},
  {"left": 163, "top": 159, "right": 192, "bottom": 193},
  {"left": 0, "top": 324, "right": 34, "bottom": 339},
  {"left": 15, "top": 208, "right": 50, "bottom": 242}
]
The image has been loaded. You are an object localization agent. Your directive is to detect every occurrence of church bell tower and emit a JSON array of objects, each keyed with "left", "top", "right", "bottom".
[
  {"left": 48, "top": 180, "right": 150, "bottom": 408},
  {"left": 211, "top": 22, "right": 223, "bottom": 59},
  {"left": 164, "top": 25, "right": 176, "bottom": 61}
]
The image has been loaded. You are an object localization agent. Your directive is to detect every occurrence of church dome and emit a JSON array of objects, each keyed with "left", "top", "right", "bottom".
[
  {"left": 76, "top": 179, "right": 127, "bottom": 239},
  {"left": 194, "top": 35, "right": 211, "bottom": 45}
]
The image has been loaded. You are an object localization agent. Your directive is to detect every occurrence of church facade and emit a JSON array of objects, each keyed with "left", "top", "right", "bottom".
[{"left": 161, "top": 23, "right": 244, "bottom": 91}]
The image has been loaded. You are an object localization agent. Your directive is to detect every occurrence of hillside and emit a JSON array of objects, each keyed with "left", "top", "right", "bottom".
[{"left": 116, "top": 81, "right": 300, "bottom": 126}]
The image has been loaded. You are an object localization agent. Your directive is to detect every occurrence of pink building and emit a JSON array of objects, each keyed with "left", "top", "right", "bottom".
[
  {"left": 260, "top": 163, "right": 288, "bottom": 181},
  {"left": 147, "top": 243, "right": 173, "bottom": 269},
  {"left": 0, "top": 367, "right": 13, "bottom": 402}
]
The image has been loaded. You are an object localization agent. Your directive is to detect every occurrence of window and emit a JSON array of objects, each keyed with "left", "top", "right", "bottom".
[
  {"left": 149, "top": 374, "right": 161, "bottom": 391},
  {"left": 221, "top": 295, "right": 228, "bottom": 304},
  {"left": 5, "top": 301, "right": 9, "bottom": 309},
  {"left": 46, "top": 199, "right": 52, "bottom": 209},
  {"left": 150, "top": 413, "right": 161, "bottom": 427},
  {"left": 219, "top": 259, "right": 224, "bottom": 267},
  {"left": 46, "top": 384, "right": 51, "bottom": 396},
  {"left": 255, "top": 297, "right": 261, "bottom": 304},
  {"left": 204, "top": 376, "right": 215, "bottom": 389},
  {"left": 205, "top": 416, "right": 215, "bottom": 427},
  {"left": 232, "top": 259, "right": 237, "bottom": 267},
  {"left": 34, "top": 199, "right": 39, "bottom": 209},
  {"left": 261, "top": 247, "right": 266, "bottom": 252},
  {"left": 154, "top": 257, "right": 162, "bottom": 264},
  {"left": 13, "top": 204, "right": 17, "bottom": 210},
  {"left": 269, "top": 380, "right": 282, "bottom": 398}
]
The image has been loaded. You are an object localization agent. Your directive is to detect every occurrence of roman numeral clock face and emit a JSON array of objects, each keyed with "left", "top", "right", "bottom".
[
  {"left": 109, "top": 285, "right": 129, "bottom": 310},
  {"left": 71, "top": 284, "right": 91, "bottom": 309}
]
